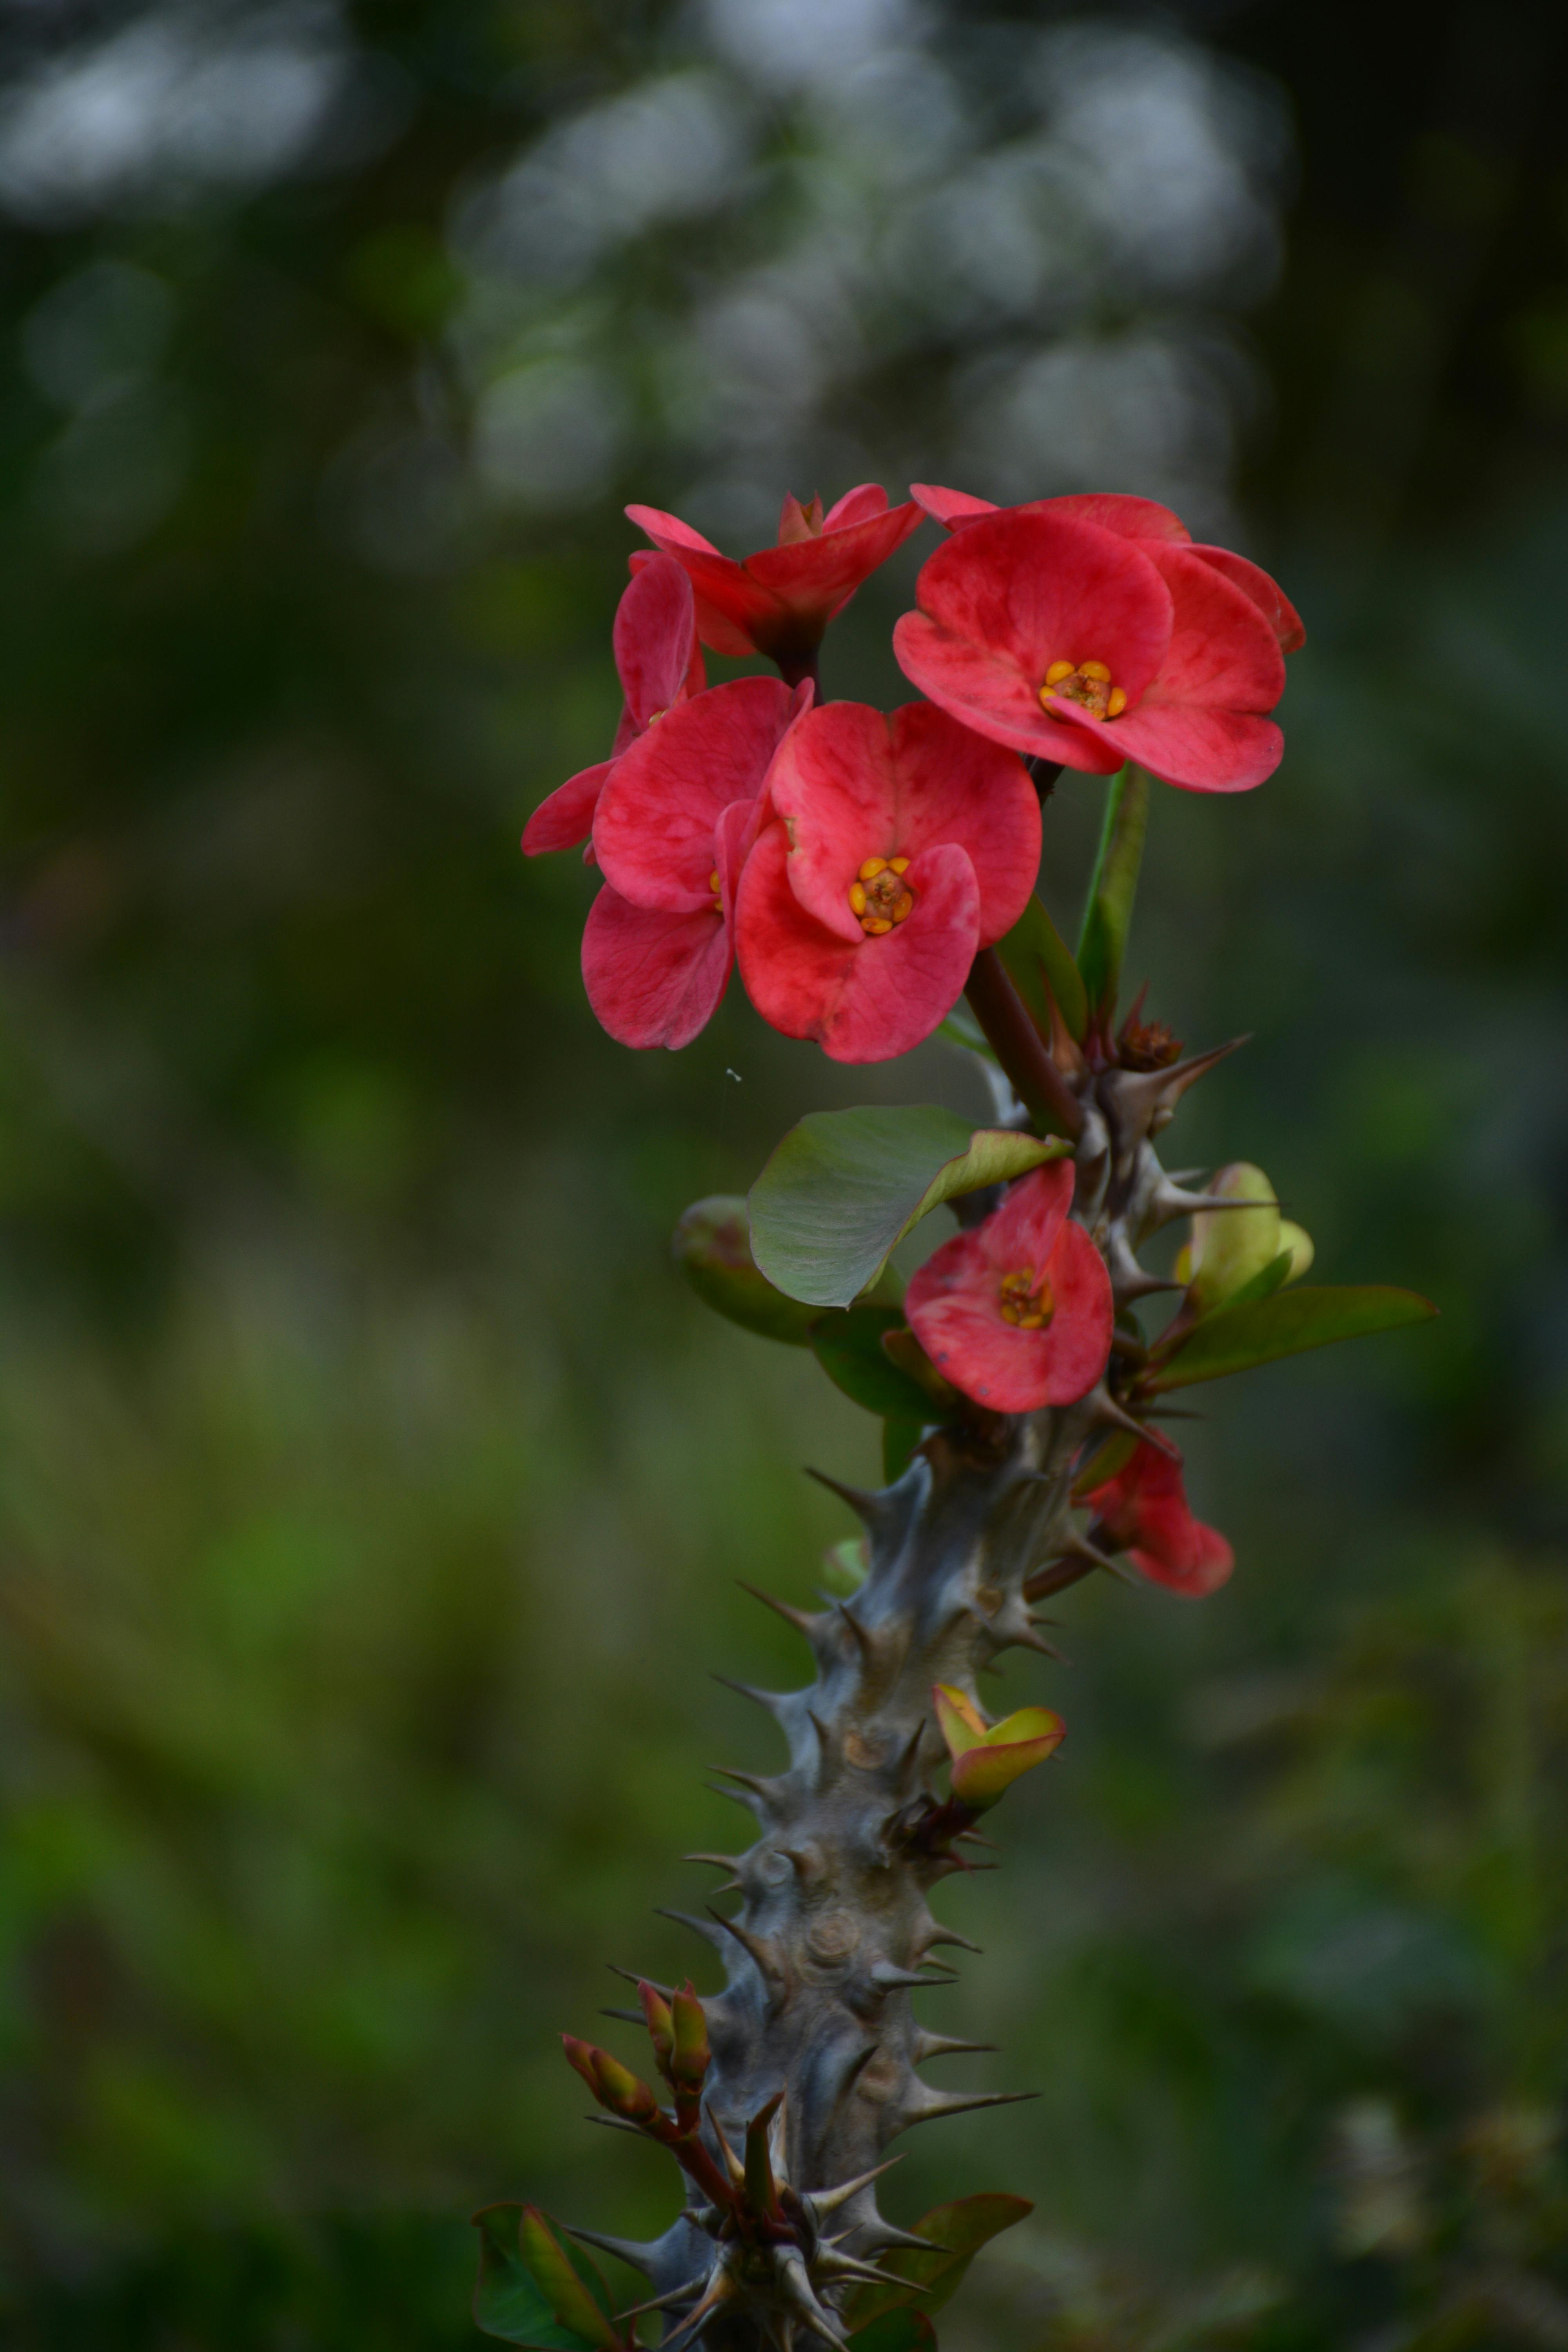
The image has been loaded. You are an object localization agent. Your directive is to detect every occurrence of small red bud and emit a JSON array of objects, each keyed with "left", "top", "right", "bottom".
[
  {"left": 639, "top": 1980, "right": 675, "bottom": 2080},
  {"left": 670, "top": 1982, "right": 710, "bottom": 2096},
  {"left": 561, "top": 2033, "right": 662, "bottom": 2125}
]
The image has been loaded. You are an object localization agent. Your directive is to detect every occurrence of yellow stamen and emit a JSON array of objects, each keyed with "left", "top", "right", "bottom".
[
  {"left": 708, "top": 870, "right": 720, "bottom": 892},
  {"left": 998, "top": 1266, "right": 1054, "bottom": 1330},
  {"left": 848, "top": 850, "right": 918, "bottom": 936},
  {"left": 1038, "top": 657, "right": 1122, "bottom": 722}
]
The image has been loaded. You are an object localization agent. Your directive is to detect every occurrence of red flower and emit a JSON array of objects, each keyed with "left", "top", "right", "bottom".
[
  {"left": 583, "top": 675, "right": 808, "bottom": 1051},
  {"left": 1079, "top": 1438, "right": 1234, "bottom": 1598},
  {"left": 625, "top": 486, "right": 923, "bottom": 675},
  {"left": 909, "top": 483, "right": 1305, "bottom": 653},
  {"left": 522, "top": 554, "right": 705, "bottom": 858},
  {"left": 904, "top": 1162, "right": 1114, "bottom": 1412},
  {"left": 893, "top": 503, "right": 1292, "bottom": 794},
  {"left": 734, "top": 699, "right": 1040, "bottom": 1064}
]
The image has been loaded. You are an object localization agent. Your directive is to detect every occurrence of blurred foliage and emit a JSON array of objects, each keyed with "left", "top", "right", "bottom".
[{"left": 0, "top": 0, "right": 1565, "bottom": 2347}]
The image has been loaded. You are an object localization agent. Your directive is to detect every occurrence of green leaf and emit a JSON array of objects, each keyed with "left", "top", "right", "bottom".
[
  {"left": 997, "top": 895, "right": 1088, "bottom": 1044},
  {"left": 473, "top": 2207, "right": 618, "bottom": 2351},
  {"left": 810, "top": 1305, "right": 934, "bottom": 1422},
  {"left": 1218, "top": 1250, "right": 1294, "bottom": 1313},
  {"left": 672, "top": 1196, "right": 820, "bottom": 1345},
  {"left": 1146, "top": 1285, "right": 1438, "bottom": 1393},
  {"left": 1076, "top": 767, "right": 1149, "bottom": 1022},
  {"left": 750, "top": 1107, "right": 1067, "bottom": 1310},
  {"left": 848, "top": 2313, "right": 937, "bottom": 2352},
  {"left": 882, "top": 1417, "right": 923, "bottom": 1483},
  {"left": 846, "top": 2193, "right": 1033, "bottom": 2326}
]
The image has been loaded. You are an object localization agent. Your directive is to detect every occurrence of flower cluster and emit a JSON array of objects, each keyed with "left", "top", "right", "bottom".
[
  {"left": 526, "top": 480, "right": 1319, "bottom": 1579},
  {"left": 524, "top": 483, "right": 1299, "bottom": 1063}
]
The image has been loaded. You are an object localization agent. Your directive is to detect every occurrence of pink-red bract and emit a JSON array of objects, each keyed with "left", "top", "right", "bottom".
[
  {"left": 904, "top": 1162, "right": 1114, "bottom": 1412},
  {"left": 1080, "top": 1437, "right": 1235, "bottom": 1598},
  {"left": 522, "top": 554, "right": 705, "bottom": 858},
  {"left": 735, "top": 699, "right": 1040, "bottom": 1064},
  {"left": 626, "top": 486, "right": 923, "bottom": 672},
  {"left": 894, "top": 501, "right": 1292, "bottom": 794},
  {"left": 583, "top": 676, "right": 809, "bottom": 1051}
]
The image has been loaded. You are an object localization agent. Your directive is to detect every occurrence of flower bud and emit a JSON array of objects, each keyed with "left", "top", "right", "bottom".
[
  {"left": 673, "top": 1197, "right": 822, "bottom": 1345},
  {"left": 670, "top": 1981, "right": 710, "bottom": 2098},
  {"left": 561, "top": 2033, "right": 662, "bottom": 2125},
  {"left": 638, "top": 1980, "right": 674, "bottom": 2079},
  {"left": 1182, "top": 1163, "right": 1280, "bottom": 1313}
]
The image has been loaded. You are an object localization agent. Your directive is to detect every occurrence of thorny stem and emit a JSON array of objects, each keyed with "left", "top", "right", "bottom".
[{"left": 964, "top": 948, "right": 1083, "bottom": 1142}]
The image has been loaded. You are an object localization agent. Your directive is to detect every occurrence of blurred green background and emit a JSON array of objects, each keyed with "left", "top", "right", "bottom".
[{"left": 1, "top": 2, "right": 1566, "bottom": 2346}]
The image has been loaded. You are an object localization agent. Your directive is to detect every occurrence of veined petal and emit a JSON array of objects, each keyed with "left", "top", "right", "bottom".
[
  {"left": 1187, "top": 545, "right": 1305, "bottom": 652},
  {"left": 582, "top": 886, "right": 732, "bottom": 1051},
  {"left": 613, "top": 552, "right": 702, "bottom": 729},
  {"left": 594, "top": 675, "right": 797, "bottom": 911},
  {"left": 769, "top": 701, "right": 1040, "bottom": 949},
  {"left": 736, "top": 829, "right": 979, "bottom": 1063},
  {"left": 522, "top": 761, "right": 612, "bottom": 857},
  {"left": 982, "top": 1159, "right": 1073, "bottom": 1274}
]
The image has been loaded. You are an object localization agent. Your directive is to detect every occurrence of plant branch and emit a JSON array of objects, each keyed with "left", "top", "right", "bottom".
[{"left": 965, "top": 949, "right": 1084, "bottom": 1141}]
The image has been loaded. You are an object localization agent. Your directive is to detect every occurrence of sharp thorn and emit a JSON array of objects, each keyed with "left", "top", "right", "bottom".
[
  {"left": 683, "top": 1853, "right": 744, "bottom": 1872},
  {"left": 711, "top": 1671, "right": 788, "bottom": 1717},
  {"left": 804, "top": 1465, "right": 885, "bottom": 1523},
  {"left": 561, "top": 2225, "right": 657, "bottom": 2278},
  {"left": 656, "top": 1906, "right": 729, "bottom": 1951},
  {"left": 735, "top": 1579, "right": 823, "bottom": 1639},
  {"left": 805, "top": 2157, "right": 902, "bottom": 2214},
  {"left": 904, "top": 2088, "right": 1040, "bottom": 2126},
  {"left": 599, "top": 2006, "right": 644, "bottom": 2024},
  {"left": 606, "top": 1963, "right": 672, "bottom": 1998}
]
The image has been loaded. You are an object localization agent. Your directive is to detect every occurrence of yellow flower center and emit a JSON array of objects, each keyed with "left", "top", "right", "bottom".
[
  {"left": 998, "top": 1267, "right": 1054, "bottom": 1330},
  {"left": 1038, "top": 659, "right": 1127, "bottom": 721},
  {"left": 709, "top": 866, "right": 722, "bottom": 912},
  {"left": 847, "top": 855, "right": 915, "bottom": 937}
]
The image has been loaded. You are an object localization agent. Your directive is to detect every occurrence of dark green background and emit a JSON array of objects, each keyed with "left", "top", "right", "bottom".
[{"left": 1, "top": 2, "right": 1566, "bottom": 2345}]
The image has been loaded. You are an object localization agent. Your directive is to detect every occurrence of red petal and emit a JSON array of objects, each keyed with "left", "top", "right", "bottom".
[
  {"left": 594, "top": 676, "right": 796, "bottom": 911},
  {"left": 895, "top": 510, "right": 1172, "bottom": 761},
  {"left": 1187, "top": 545, "right": 1305, "bottom": 652},
  {"left": 822, "top": 482, "right": 891, "bottom": 530},
  {"left": 906, "top": 1181, "right": 1111, "bottom": 1412},
  {"left": 626, "top": 509, "right": 780, "bottom": 657},
  {"left": 744, "top": 503, "right": 924, "bottom": 628},
  {"left": 769, "top": 700, "right": 1040, "bottom": 949},
  {"left": 581, "top": 885, "right": 731, "bottom": 1050},
  {"left": 623, "top": 503, "right": 723, "bottom": 558},
  {"left": 736, "top": 828, "right": 978, "bottom": 1063},
  {"left": 1050, "top": 544, "right": 1287, "bottom": 791},
  {"left": 892, "top": 611, "right": 1125, "bottom": 769},
  {"left": 909, "top": 483, "right": 998, "bottom": 529},
  {"left": 1031, "top": 492, "right": 1190, "bottom": 543},
  {"left": 613, "top": 553, "right": 701, "bottom": 729},
  {"left": 1083, "top": 1440, "right": 1234, "bottom": 1597},
  {"left": 522, "top": 760, "right": 613, "bottom": 856},
  {"left": 1031, "top": 1219, "right": 1116, "bottom": 1405},
  {"left": 982, "top": 1160, "right": 1074, "bottom": 1274}
]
